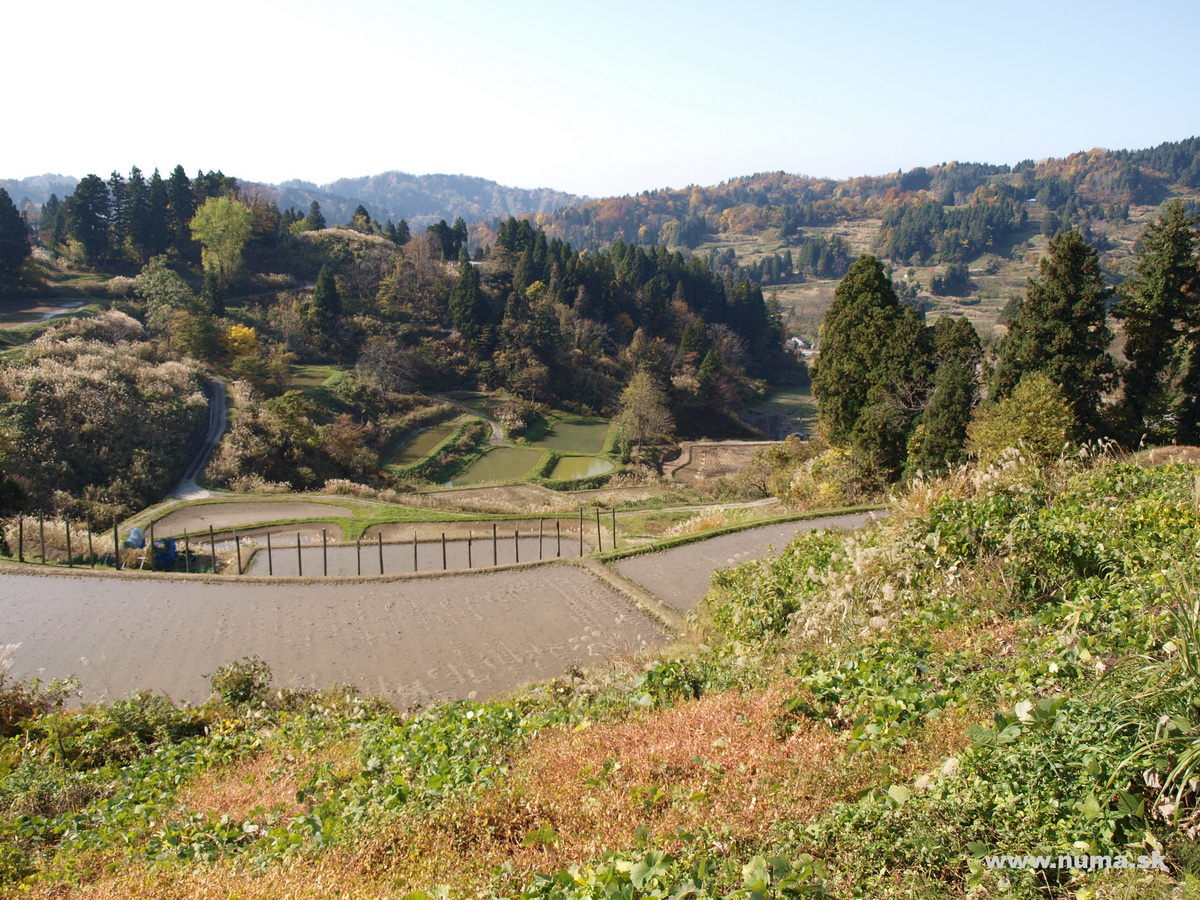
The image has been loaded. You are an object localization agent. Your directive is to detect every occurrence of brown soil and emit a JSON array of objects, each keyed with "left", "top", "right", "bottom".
[
  {"left": 408, "top": 484, "right": 574, "bottom": 515},
  {"left": 664, "top": 441, "right": 776, "bottom": 483}
]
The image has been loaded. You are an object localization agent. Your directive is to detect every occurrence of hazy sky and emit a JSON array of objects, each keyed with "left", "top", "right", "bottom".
[{"left": 9, "top": 0, "right": 1199, "bottom": 197}]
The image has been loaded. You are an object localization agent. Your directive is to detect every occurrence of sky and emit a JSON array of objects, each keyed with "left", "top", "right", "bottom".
[{"left": 8, "top": 0, "right": 1200, "bottom": 198}]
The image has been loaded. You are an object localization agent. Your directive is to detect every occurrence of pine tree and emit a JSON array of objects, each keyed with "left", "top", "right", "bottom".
[
  {"left": 166, "top": 165, "right": 195, "bottom": 252},
  {"left": 1114, "top": 201, "right": 1200, "bottom": 442},
  {"left": 0, "top": 188, "right": 30, "bottom": 289},
  {"left": 38, "top": 194, "right": 64, "bottom": 249},
  {"left": 812, "top": 255, "right": 932, "bottom": 479},
  {"left": 313, "top": 264, "right": 341, "bottom": 323},
  {"left": 991, "top": 230, "right": 1116, "bottom": 437},
  {"left": 907, "top": 317, "right": 981, "bottom": 475},
  {"left": 63, "top": 174, "right": 111, "bottom": 265},
  {"left": 449, "top": 255, "right": 486, "bottom": 343},
  {"left": 306, "top": 201, "right": 326, "bottom": 231},
  {"left": 349, "top": 205, "right": 371, "bottom": 231},
  {"left": 677, "top": 318, "right": 708, "bottom": 363},
  {"left": 141, "top": 170, "right": 171, "bottom": 261}
]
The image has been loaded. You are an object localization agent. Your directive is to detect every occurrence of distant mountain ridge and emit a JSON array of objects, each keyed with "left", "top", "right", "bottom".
[
  {"left": 247, "top": 171, "right": 586, "bottom": 230},
  {"left": 0, "top": 174, "right": 79, "bottom": 207},
  {"left": 0, "top": 171, "right": 585, "bottom": 231}
]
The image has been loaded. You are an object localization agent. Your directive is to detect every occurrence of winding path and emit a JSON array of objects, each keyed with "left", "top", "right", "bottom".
[
  {"left": 170, "top": 378, "right": 227, "bottom": 500},
  {"left": 428, "top": 394, "right": 508, "bottom": 446}
]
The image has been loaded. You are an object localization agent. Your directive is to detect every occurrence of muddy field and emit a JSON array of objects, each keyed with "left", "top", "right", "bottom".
[
  {"left": 153, "top": 501, "right": 357, "bottom": 535},
  {"left": 664, "top": 441, "right": 777, "bottom": 483},
  {"left": 245, "top": 532, "right": 596, "bottom": 576},
  {"left": 0, "top": 567, "right": 664, "bottom": 707},
  {"left": 615, "top": 512, "right": 882, "bottom": 612}
]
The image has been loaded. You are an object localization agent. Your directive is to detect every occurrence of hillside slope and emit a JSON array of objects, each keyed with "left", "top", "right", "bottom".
[{"left": 2, "top": 452, "right": 1198, "bottom": 897}]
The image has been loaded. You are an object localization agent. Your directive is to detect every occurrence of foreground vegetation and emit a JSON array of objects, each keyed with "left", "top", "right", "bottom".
[{"left": 1, "top": 451, "right": 1198, "bottom": 897}]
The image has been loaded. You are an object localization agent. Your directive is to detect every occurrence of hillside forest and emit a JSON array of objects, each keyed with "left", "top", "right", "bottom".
[{"left": 0, "top": 138, "right": 1198, "bottom": 522}]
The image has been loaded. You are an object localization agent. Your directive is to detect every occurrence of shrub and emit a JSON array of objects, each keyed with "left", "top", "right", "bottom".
[
  {"left": 967, "top": 372, "right": 1075, "bottom": 465},
  {"left": 208, "top": 656, "right": 272, "bottom": 706}
]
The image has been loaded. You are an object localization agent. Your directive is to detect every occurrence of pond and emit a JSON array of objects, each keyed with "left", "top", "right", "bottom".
[
  {"left": 548, "top": 456, "right": 614, "bottom": 480},
  {"left": 388, "top": 425, "right": 456, "bottom": 467},
  {"left": 530, "top": 419, "right": 610, "bottom": 453},
  {"left": 451, "top": 447, "right": 543, "bottom": 485}
]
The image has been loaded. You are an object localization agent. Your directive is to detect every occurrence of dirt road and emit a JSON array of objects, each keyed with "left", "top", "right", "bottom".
[{"left": 170, "top": 378, "right": 227, "bottom": 500}]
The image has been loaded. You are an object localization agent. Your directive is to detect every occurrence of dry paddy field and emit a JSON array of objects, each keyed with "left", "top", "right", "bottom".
[{"left": 665, "top": 441, "right": 777, "bottom": 483}]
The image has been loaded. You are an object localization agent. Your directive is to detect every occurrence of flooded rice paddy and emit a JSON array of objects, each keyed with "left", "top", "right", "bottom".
[
  {"left": 451, "top": 447, "right": 544, "bottom": 484},
  {"left": 548, "top": 456, "right": 614, "bottom": 480}
]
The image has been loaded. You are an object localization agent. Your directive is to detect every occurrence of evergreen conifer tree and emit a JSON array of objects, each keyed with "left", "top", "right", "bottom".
[
  {"left": 0, "top": 188, "right": 30, "bottom": 289},
  {"left": 991, "top": 230, "right": 1115, "bottom": 437},
  {"left": 449, "top": 255, "right": 486, "bottom": 343},
  {"left": 313, "top": 264, "right": 341, "bottom": 323},
  {"left": 1114, "top": 201, "right": 1200, "bottom": 442},
  {"left": 306, "top": 201, "right": 326, "bottom": 231}
]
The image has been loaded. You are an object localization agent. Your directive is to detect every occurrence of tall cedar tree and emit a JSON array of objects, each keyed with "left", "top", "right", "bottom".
[
  {"left": 313, "top": 264, "right": 341, "bottom": 323},
  {"left": 449, "top": 255, "right": 487, "bottom": 343},
  {"left": 306, "top": 201, "right": 326, "bottom": 230},
  {"left": 812, "top": 255, "right": 931, "bottom": 478},
  {"left": 907, "top": 316, "right": 981, "bottom": 475},
  {"left": 1114, "top": 201, "right": 1200, "bottom": 442},
  {"left": 991, "top": 230, "right": 1116, "bottom": 438},
  {"left": 0, "top": 188, "right": 30, "bottom": 289},
  {"left": 64, "top": 174, "right": 111, "bottom": 265}
]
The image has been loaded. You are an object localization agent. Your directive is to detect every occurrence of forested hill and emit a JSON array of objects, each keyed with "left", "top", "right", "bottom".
[
  {"left": 1, "top": 172, "right": 583, "bottom": 233},
  {"left": 0, "top": 174, "right": 80, "bottom": 208},
  {"left": 256, "top": 172, "right": 585, "bottom": 231},
  {"left": 527, "top": 136, "right": 1200, "bottom": 256}
]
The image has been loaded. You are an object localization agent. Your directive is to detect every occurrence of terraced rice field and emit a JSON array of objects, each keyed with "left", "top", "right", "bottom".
[
  {"left": 0, "top": 567, "right": 664, "bottom": 707},
  {"left": 548, "top": 456, "right": 614, "bottom": 480},
  {"left": 451, "top": 447, "right": 544, "bottom": 485},
  {"left": 388, "top": 424, "right": 457, "bottom": 467},
  {"left": 530, "top": 419, "right": 610, "bottom": 453}
]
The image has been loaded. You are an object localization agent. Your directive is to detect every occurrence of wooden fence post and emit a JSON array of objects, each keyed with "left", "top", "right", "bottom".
[
  {"left": 16, "top": 516, "right": 22, "bottom": 563},
  {"left": 468, "top": 531, "right": 472, "bottom": 568},
  {"left": 514, "top": 527, "right": 520, "bottom": 564},
  {"left": 612, "top": 508, "right": 617, "bottom": 550},
  {"left": 148, "top": 521, "right": 155, "bottom": 570},
  {"left": 39, "top": 517, "right": 45, "bottom": 564},
  {"left": 234, "top": 533, "right": 242, "bottom": 575},
  {"left": 65, "top": 519, "right": 73, "bottom": 567},
  {"left": 378, "top": 532, "right": 384, "bottom": 574},
  {"left": 87, "top": 519, "right": 95, "bottom": 567},
  {"left": 595, "top": 509, "right": 603, "bottom": 553},
  {"left": 539, "top": 518, "right": 543, "bottom": 560},
  {"left": 356, "top": 537, "right": 361, "bottom": 576},
  {"left": 296, "top": 532, "right": 302, "bottom": 576},
  {"left": 113, "top": 521, "right": 119, "bottom": 569},
  {"left": 578, "top": 508, "right": 583, "bottom": 557},
  {"left": 556, "top": 519, "right": 561, "bottom": 557},
  {"left": 492, "top": 523, "right": 498, "bottom": 566},
  {"left": 209, "top": 526, "right": 217, "bottom": 574},
  {"left": 322, "top": 529, "right": 328, "bottom": 577},
  {"left": 265, "top": 532, "right": 272, "bottom": 576}
]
